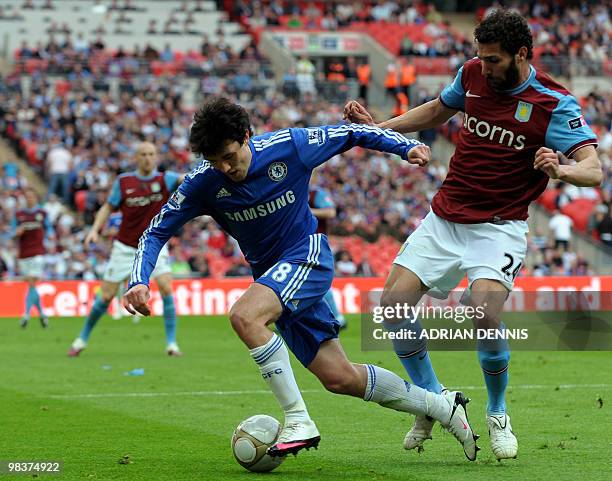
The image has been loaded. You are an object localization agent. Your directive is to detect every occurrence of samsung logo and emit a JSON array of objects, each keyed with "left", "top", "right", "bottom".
[{"left": 224, "top": 190, "right": 296, "bottom": 222}]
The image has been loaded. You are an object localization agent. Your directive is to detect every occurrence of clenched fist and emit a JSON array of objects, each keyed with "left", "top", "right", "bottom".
[
  {"left": 407, "top": 144, "right": 431, "bottom": 167},
  {"left": 123, "top": 284, "right": 151, "bottom": 316},
  {"left": 343, "top": 100, "right": 374, "bottom": 125}
]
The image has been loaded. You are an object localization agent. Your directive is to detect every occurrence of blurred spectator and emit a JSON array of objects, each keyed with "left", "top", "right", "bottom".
[
  {"left": 336, "top": 250, "right": 358, "bottom": 276},
  {"left": 549, "top": 209, "right": 573, "bottom": 251},
  {"left": 596, "top": 205, "right": 612, "bottom": 247},
  {"left": 296, "top": 55, "right": 316, "bottom": 96},
  {"left": 46, "top": 138, "right": 72, "bottom": 203}
]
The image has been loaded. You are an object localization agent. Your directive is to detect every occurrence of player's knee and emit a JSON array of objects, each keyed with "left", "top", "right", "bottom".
[
  {"left": 229, "top": 305, "right": 256, "bottom": 335},
  {"left": 158, "top": 283, "right": 172, "bottom": 297},
  {"left": 98, "top": 283, "right": 117, "bottom": 303},
  {"left": 318, "top": 365, "right": 360, "bottom": 395}
]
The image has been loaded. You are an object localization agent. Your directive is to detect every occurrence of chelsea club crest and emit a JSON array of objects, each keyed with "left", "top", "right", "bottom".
[{"left": 268, "top": 162, "right": 288, "bottom": 182}]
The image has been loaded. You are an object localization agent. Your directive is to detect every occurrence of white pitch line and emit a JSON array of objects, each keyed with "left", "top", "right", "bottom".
[
  {"left": 47, "top": 389, "right": 321, "bottom": 400},
  {"left": 46, "top": 384, "right": 609, "bottom": 400},
  {"left": 452, "top": 383, "right": 609, "bottom": 390}
]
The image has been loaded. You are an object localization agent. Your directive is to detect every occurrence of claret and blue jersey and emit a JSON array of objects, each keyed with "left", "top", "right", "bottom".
[
  {"left": 128, "top": 123, "right": 422, "bottom": 366},
  {"left": 433, "top": 58, "right": 598, "bottom": 223}
]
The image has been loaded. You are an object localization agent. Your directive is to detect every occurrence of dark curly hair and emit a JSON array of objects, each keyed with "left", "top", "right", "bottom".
[
  {"left": 189, "top": 96, "right": 253, "bottom": 157},
  {"left": 474, "top": 9, "right": 533, "bottom": 60}
]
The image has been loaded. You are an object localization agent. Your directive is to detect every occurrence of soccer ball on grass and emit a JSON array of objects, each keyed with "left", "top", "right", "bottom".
[{"left": 231, "top": 414, "right": 285, "bottom": 472}]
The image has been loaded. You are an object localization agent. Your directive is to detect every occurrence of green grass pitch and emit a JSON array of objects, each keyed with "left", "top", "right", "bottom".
[{"left": 1, "top": 314, "right": 611, "bottom": 481}]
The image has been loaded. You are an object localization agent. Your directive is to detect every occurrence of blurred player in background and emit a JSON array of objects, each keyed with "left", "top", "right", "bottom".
[
  {"left": 68, "top": 142, "right": 186, "bottom": 357},
  {"left": 12, "top": 188, "right": 52, "bottom": 328},
  {"left": 309, "top": 180, "right": 346, "bottom": 328},
  {"left": 345, "top": 10, "right": 602, "bottom": 460},
  {"left": 124, "top": 97, "right": 479, "bottom": 461}
]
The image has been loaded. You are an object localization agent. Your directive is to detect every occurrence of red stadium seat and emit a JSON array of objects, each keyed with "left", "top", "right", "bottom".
[
  {"left": 561, "top": 199, "right": 597, "bottom": 232},
  {"left": 25, "top": 142, "right": 39, "bottom": 165},
  {"left": 74, "top": 190, "right": 88, "bottom": 213},
  {"left": 537, "top": 188, "right": 559, "bottom": 211},
  {"left": 150, "top": 61, "right": 164, "bottom": 76}
]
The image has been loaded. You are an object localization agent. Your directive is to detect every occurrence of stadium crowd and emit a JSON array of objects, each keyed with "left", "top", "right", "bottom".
[{"left": 0, "top": 1, "right": 610, "bottom": 280}]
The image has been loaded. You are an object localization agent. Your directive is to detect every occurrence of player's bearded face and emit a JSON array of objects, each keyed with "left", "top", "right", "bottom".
[
  {"left": 478, "top": 43, "right": 521, "bottom": 91},
  {"left": 488, "top": 57, "right": 520, "bottom": 91},
  {"left": 484, "top": 56, "right": 520, "bottom": 90}
]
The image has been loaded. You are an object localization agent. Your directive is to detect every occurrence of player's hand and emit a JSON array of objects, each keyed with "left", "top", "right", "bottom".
[
  {"left": 407, "top": 144, "right": 431, "bottom": 167},
  {"left": 534, "top": 147, "right": 565, "bottom": 179},
  {"left": 123, "top": 284, "right": 151, "bottom": 316},
  {"left": 343, "top": 100, "right": 374, "bottom": 125},
  {"left": 84, "top": 229, "right": 99, "bottom": 249},
  {"left": 15, "top": 226, "right": 25, "bottom": 237}
]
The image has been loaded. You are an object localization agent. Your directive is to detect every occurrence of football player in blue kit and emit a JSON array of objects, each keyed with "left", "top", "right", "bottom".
[{"left": 123, "top": 97, "right": 479, "bottom": 460}]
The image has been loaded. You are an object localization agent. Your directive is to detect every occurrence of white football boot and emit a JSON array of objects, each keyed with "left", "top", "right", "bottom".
[
  {"left": 438, "top": 391, "right": 480, "bottom": 461},
  {"left": 67, "top": 337, "right": 87, "bottom": 357},
  {"left": 166, "top": 342, "right": 183, "bottom": 357},
  {"left": 404, "top": 387, "right": 448, "bottom": 451},
  {"left": 487, "top": 414, "right": 518, "bottom": 460},
  {"left": 267, "top": 419, "right": 321, "bottom": 457}
]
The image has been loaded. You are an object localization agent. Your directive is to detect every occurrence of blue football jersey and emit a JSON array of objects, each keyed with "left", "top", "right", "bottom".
[{"left": 129, "top": 123, "right": 423, "bottom": 287}]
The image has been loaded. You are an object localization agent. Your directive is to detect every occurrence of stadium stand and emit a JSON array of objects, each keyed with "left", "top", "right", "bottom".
[{"left": 0, "top": 0, "right": 610, "bottom": 280}]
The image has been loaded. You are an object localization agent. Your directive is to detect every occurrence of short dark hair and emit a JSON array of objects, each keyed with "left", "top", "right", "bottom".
[
  {"left": 474, "top": 9, "right": 533, "bottom": 60},
  {"left": 189, "top": 96, "right": 253, "bottom": 157}
]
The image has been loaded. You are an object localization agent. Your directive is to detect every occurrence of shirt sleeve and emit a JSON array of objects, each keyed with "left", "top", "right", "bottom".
[
  {"left": 292, "top": 124, "right": 423, "bottom": 170},
  {"left": 545, "top": 95, "right": 598, "bottom": 156},
  {"left": 164, "top": 171, "right": 181, "bottom": 192},
  {"left": 439, "top": 66, "right": 465, "bottom": 111},
  {"left": 313, "top": 189, "right": 335, "bottom": 209},
  {"left": 107, "top": 177, "right": 122, "bottom": 208},
  {"left": 128, "top": 175, "right": 208, "bottom": 288}
]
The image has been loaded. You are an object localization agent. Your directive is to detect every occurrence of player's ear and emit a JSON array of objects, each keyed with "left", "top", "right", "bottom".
[{"left": 517, "top": 46, "right": 527, "bottom": 62}]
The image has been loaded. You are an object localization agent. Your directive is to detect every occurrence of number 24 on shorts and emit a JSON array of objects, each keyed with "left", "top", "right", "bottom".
[{"left": 501, "top": 253, "right": 522, "bottom": 280}]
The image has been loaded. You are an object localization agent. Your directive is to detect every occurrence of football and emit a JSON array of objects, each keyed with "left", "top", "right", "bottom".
[{"left": 231, "top": 415, "right": 285, "bottom": 472}]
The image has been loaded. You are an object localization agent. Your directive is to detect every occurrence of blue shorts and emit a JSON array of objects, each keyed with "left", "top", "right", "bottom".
[{"left": 255, "top": 233, "right": 340, "bottom": 367}]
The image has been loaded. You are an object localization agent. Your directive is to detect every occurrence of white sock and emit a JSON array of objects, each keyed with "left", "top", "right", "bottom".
[
  {"left": 363, "top": 364, "right": 451, "bottom": 424},
  {"left": 250, "top": 333, "right": 311, "bottom": 424}
]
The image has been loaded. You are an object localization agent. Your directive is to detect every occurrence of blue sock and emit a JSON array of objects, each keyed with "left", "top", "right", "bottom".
[
  {"left": 384, "top": 317, "right": 442, "bottom": 393},
  {"left": 79, "top": 295, "right": 110, "bottom": 342},
  {"left": 478, "top": 330, "right": 510, "bottom": 416},
  {"left": 162, "top": 294, "right": 177, "bottom": 344},
  {"left": 324, "top": 290, "right": 344, "bottom": 322},
  {"left": 31, "top": 287, "right": 43, "bottom": 315},
  {"left": 24, "top": 287, "right": 35, "bottom": 319}
]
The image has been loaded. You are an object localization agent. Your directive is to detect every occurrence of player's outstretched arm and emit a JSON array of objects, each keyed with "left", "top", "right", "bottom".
[
  {"left": 294, "top": 124, "right": 430, "bottom": 169},
  {"left": 84, "top": 202, "right": 113, "bottom": 248},
  {"left": 128, "top": 177, "right": 206, "bottom": 291},
  {"left": 344, "top": 98, "right": 457, "bottom": 133},
  {"left": 534, "top": 145, "right": 602, "bottom": 187}
]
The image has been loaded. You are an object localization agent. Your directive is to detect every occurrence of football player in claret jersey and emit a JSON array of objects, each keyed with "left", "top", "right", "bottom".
[
  {"left": 68, "top": 142, "right": 186, "bottom": 357},
  {"left": 308, "top": 183, "right": 346, "bottom": 328},
  {"left": 124, "top": 96, "right": 480, "bottom": 461},
  {"left": 12, "top": 188, "right": 52, "bottom": 328},
  {"left": 344, "top": 10, "right": 602, "bottom": 460}
]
